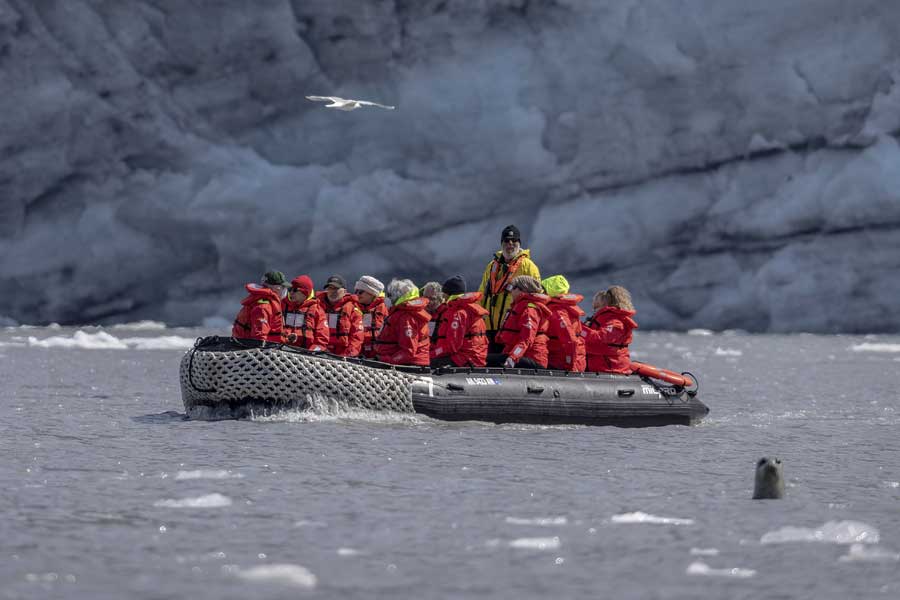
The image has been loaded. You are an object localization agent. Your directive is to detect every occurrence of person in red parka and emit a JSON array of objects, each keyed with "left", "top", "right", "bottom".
[
  {"left": 283, "top": 275, "right": 329, "bottom": 351},
  {"left": 231, "top": 271, "right": 289, "bottom": 344},
  {"left": 430, "top": 275, "right": 489, "bottom": 368},
  {"left": 375, "top": 278, "right": 431, "bottom": 366},
  {"left": 316, "top": 274, "right": 364, "bottom": 356},
  {"left": 354, "top": 275, "right": 388, "bottom": 359},
  {"left": 541, "top": 274, "right": 586, "bottom": 372},
  {"left": 582, "top": 285, "right": 638, "bottom": 374},
  {"left": 488, "top": 275, "right": 550, "bottom": 369}
]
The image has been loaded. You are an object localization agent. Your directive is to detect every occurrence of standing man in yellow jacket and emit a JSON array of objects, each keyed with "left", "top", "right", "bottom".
[{"left": 478, "top": 224, "right": 541, "bottom": 353}]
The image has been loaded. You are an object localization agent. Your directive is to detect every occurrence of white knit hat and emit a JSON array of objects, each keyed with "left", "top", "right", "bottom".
[{"left": 355, "top": 275, "right": 384, "bottom": 296}]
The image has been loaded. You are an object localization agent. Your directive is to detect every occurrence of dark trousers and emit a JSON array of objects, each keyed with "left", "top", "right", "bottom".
[
  {"left": 486, "top": 354, "right": 543, "bottom": 369},
  {"left": 430, "top": 356, "right": 456, "bottom": 368},
  {"left": 486, "top": 330, "right": 504, "bottom": 355}
]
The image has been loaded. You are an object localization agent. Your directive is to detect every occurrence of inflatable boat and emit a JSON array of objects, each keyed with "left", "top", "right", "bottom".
[{"left": 180, "top": 337, "right": 708, "bottom": 427}]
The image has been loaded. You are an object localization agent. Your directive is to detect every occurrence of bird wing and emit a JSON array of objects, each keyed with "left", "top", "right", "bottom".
[
  {"left": 355, "top": 100, "right": 396, "bottom": 110},
  {"left": 306, "top": 95, "right": 344, "bottom": 103}
]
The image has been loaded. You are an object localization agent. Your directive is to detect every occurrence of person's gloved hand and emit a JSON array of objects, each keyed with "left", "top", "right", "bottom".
[
  {"left": 503, "top": 356, "right": 516, "bottom": 369},
  {"left": 287, "top": 333, "right": 298, "bottom": 343},
  {"left": 579, "top": 329, "right": 587, "bottom": 337}
]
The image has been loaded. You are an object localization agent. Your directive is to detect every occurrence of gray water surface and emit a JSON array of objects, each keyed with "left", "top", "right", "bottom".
[{"left": 2, "top": 327, "right": 899, "bottom": 599}]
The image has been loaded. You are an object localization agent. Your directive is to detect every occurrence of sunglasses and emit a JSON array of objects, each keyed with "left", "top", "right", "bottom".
[{"left": 502, "top": 238, "right": 520, "bottom": 244}]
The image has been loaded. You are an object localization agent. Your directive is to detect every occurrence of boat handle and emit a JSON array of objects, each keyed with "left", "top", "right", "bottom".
[
  {"left": 617, "top": 389, "right": 635, "bottom": 397},
  {"left": 527, "top": 385, "right": 544, "bottom": 394},
  {"left": 446, "top": 383, "right": 465, "bottom": 391}
]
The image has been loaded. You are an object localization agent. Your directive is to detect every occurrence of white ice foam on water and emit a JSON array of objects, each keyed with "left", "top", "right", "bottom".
[
  {"left": 234, "top": 564, "right": 317, "bottom": 588},
  {"left": 508, "top": 537, "right": 561, "bottom": 550},
  {"left": 153, "top": 493, "right": 232, "bottom": 508},
  {"left": 175, "top": 470, "right": 243, "bottom": 481},
  {"left": 689, "top": 548, "right": 720, "bottom": 556},
  {"left": 111, "top": 320, "right": 167, "bottom": 330},
  {"left": 25, "top": 330, "right": 194, "bottom": 350},
  {"left": 882, "top": 481, "right": 899, "bottom": 488},
  {"left": 611, "top": 512, "right": 694, "bottom": 525},
  {"left": 850, "top": 343, "right": 900, "bottom": 353},
  {"left": 760, "top": 521, "right": 879, "bottom": 545},
  {"left": 687, "top": 329, "right": 714, "bottom": 336},
  {"left": 505, "top": 516, "right": 568, "bottom": 526},
  {"left": 714, "top": 347, "right": 743, "bottom": 356},
  {"left": 251, "top": 401, "right": 423, "bottom": 425},
  {"left": 838, "top": 543, "right": 900, "bottom": 563},
  {"left": 686, "top": 561, "right": 756, "bottom": 578}
]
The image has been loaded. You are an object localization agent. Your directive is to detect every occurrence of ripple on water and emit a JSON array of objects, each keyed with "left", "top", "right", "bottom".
[
  {"left": 686, "top": 561, "right": 756, "bottom": 578},
  {"left": 611, "top": 512, "right": 694, "bottom": 525},
  {"left": 174, "top": 470, "right": 243, "bottom": 481},
  {"left": 505, "top": 516, "right": 568, "bottom": 526}
]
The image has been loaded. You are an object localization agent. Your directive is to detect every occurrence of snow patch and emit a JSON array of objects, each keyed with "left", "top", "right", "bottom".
[
  {"left": 153, "top": 493, "right": 232, "bottom": 508},
  {"left": 760, "top": 521, "right": 879, "bottom": 545},
  {"left": 611, "top": 512, "right": 694, "bottom": 525},
  {"left": 234, "top": 564, "right": 317, "bottom": 588}
]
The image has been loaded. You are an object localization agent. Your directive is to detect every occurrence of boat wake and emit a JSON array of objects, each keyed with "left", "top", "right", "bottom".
[{"left": 248, "top": 393, "right": 427, "bottom": 425}]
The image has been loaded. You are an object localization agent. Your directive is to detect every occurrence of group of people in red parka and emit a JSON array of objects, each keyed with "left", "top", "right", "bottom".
[{"left": 230, "top": 224, "right": 638, "bottom": 374}]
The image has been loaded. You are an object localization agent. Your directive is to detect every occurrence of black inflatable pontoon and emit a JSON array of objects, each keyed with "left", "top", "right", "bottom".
[{"left": 180, "top": 337, "right": 708, "bottom": 427}]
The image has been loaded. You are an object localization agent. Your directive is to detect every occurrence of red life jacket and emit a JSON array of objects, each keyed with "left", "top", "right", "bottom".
[
  {"left": 430, "top": 292, "right": 489, "bottom": 367},
  {"left": 231, "top": 284, "right": 284, "bottom": 343},
  {"left": 495, "top": 293, "right": 551, "bottom": 368},
  {"left": 316, "top": 292, "right": 364, "bottom": 356},
  {"left": 375, "top": 297, "right": 431, "bottom": 366},
  {"left": 584, "top": 307, "right": 638, "bottom": 374},
  {"left": 283, "top": 295, "right": 329, "bottom": 351},
  {"left": 545, "top": 294, "right": 586, "bottom": 372},
  {"left": 359, "top": 296, "right": 389, "bottom": 359}
]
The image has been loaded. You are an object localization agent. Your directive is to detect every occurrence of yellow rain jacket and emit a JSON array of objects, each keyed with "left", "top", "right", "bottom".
[{"left": 478, "top": 248, "right": 541, "bottom": 333}]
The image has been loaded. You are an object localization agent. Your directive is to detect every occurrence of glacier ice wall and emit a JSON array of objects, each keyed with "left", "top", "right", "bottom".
[{"left": 1, "top": 0, "right": 899, "bottom": 332}]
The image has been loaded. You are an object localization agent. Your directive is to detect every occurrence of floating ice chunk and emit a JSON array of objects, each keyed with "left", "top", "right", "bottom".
[
  {"left": 690, "top": 548, "right": 720, "bottom": 556},
  {"left": 111, "top": 321, "right": 167, "bottom": 330},
  {"left": 118, "top": 336, "right": 195, "bottom": 350},
  {"left": 175, "top": 470, "right": 243, "bottom": 481},
  {"left": 882, "top": 481, "right": 899, "bottom": 489},
  {"left": 508, "top": 537, "right": 560, "bottom": 550},
  {"left": 337, "top": 548, "right": 362, "bottom": 556},
  {"left": 25, "top": 330, "right": 194, "bottom": 350},
  {"left": 687, "top": 329, "right": 714, "bottom": 336},
  {"left": 234, "top": 564, "right": 317, "bottom": 588},
  {"left": 760, "top": 521, "right": 879, "bottom": 545},
  {"left": 838, "top": 543, "right": 900, "bottom": 563},
  {"left": 153, "top": 493, "right": 232, "bottom": 508},
  {"left": 611, "top": 512, "right": 694, "bottom": 525},
  {"left": 850, "top": 343, "right": 900, "bottom": 353},
  {"left": 714, "top": 347, "right": 743, "bottom": 356},
  {"left": 686, "top": 561, "right": 756, "bottom": 578},
  {"left": 505, "top": 516, "right": 568, "bottom": 526}
]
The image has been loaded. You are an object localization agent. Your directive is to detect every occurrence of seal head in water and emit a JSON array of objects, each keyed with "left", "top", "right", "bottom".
[{"left": 753, "top": 457, "right": 785, "bottom": 499}]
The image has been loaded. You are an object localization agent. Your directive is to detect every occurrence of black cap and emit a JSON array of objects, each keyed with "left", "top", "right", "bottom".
[
  {"left": 323, "top": 274, "right": 346, "bottom": 290},
  {"left": 263, "top": 270, "right": 288, "bottom": 286},
  {"left": 442, "top": 275, "right": 466, "bottom": 296},
  {"left": 501, "top": 224, "right": 521, "bottom": 242}
]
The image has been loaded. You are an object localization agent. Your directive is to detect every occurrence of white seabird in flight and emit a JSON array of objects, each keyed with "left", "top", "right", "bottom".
[{"left": 305, "top": 95, "right": 395, "bottom": 111}]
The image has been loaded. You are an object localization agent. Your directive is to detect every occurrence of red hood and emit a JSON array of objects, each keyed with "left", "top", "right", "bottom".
[
  {"left": 317, "top": 291, "right": 359, "bottom": 311},
  {"left": 595, "top": 306, "right": 638, "bottom": 329},
  {"left": 284, "top": 295, "right": 319, "bottom": 311},
  {"left": 512, "top": 293, "right": 551, "bottom": 318},
  {"left": 548, "top": 294, "right": 585, "bottom": 320},
  {"left": 361, "top": 295, "right": 386, "bottom": 312},
  {"left": 447, "top": 292, "right": 489, "bottom": 317},
  {"left": 241, "top": 284, "right": 282, "bottom": 307},
  {"left": 390, "top": 296, "right": 432, "bottom": 319}
]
